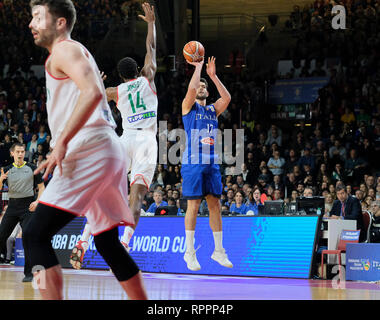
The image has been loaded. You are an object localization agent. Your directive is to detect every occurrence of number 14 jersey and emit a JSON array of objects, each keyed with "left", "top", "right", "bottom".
[{"left": 117, "top": 76, "right": 158, "bottom": 133}]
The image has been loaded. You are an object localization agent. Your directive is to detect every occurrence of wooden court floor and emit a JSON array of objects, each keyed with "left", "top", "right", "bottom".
[{"left": 1, "top": 265, "right": 380, "bottom": 300}]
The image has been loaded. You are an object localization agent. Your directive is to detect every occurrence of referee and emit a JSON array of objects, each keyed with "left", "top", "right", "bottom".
[{"left": 0, "top": 142, "right": 44, "bottom": 282}]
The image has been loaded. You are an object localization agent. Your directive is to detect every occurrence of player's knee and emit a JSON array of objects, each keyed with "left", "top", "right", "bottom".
[{"left": 94, "top": 229, "right": 139, "bottom": 281}]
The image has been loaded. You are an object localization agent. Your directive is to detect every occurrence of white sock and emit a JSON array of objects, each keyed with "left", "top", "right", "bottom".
[
  {"left": 213, "top": 231, "right": 223, "bottom": 252},
  {"left": 185, "top": 230, "right": 195, "bottom": 252},
  {"left": 122, "top": 226, "right": 135, "bottom": 245},
  {"left": 80, "top": 224, "right": 91, "bottom": 251}
]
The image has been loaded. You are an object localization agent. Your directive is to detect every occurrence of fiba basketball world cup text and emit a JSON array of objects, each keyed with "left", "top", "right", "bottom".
[{"left": 157, "top": 121, "right": 245, "bottom": 173}]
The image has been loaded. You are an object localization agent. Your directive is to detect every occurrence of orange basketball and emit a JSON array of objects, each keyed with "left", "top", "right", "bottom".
[{"left": 183, "top": 41, "right": 205, "bottom": 63}]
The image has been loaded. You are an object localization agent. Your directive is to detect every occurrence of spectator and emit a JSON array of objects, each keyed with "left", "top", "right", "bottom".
[
  {"left": 152, "top": 164, "right": 168, "bottom": 187},
  {"left": 26, "top": 133, "right": 38, "bottom": 161},
  {"left": 344, "top": 149, "right": 368, "bottom": 185},
  {"left": 229, "top": 191, "right": 247, "bottom": 215},
  {"left": 331, "top": 162, "right": 345, "bottom": 183},
  {"left": 340, "top": 107, "right": 356, "bottom": 125},
  {"left": 223, "top": 189, "right": 235, "bottom": 208},
  {"left": 265, "top": 126, "right": 282, "bottom": 147},
  {"left": 246, "top": 188, "right": 264, "bottom": 215},
  {"left": 303, "top": 187, "right": 313, "bottom": 197},
  {"left": 329, "top": 139, "right": 346, "bottom": 165},
  {"left": 267, "top": 150, "right": 285, "bottom": 176},
  {"left": 146, "top": 190, "right": 168, "bottom": 214},
  {"left": 298, "top": 147, "right": 316, "bottom": 173},
  {"left": 284, "top": 149, "right": 299, "bottom": 174},
  {"left": 324, "top": 193, "right": 334, "bottom": 215}
]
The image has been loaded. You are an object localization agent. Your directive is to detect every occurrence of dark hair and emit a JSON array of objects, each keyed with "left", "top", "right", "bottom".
[
  {"left": 117, "top": 57, "right": 138, "bottom": 80},
  {"left": 336, "top": 185, "right": 347, "bottom": 193},
  {"left": 235, "top": 190, "right": 245, "bottom": 198},
  {"left": 10, "top": 142, "right": 25, "bottom": 152},
  {"left": 30, "top": 0, "right": 77, "bottom": 32},
  {"left": 200, "top": 78, "right": 208, "bottom": 88}
]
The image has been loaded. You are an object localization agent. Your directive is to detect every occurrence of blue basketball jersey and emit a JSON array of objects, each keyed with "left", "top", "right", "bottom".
[{"left": 182, "top": 102, "right": 219, "bottom": 165}]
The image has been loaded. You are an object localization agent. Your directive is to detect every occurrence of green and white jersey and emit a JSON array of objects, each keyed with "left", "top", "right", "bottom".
[{"left": 117, "top": 77, "right": 158, "bottom": 133}]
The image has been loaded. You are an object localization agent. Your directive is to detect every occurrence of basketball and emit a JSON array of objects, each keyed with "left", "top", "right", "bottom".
[{"left": 183, "top": 41, "right": 205, "bottom": 63}]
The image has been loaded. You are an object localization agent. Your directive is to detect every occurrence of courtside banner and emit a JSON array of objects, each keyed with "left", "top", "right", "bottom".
[
  {"left": 346, "top": 243, "right": 380, "bottom": 281},
  {"left": 15, "top": 216, "right": 319, "bottom": 279}
]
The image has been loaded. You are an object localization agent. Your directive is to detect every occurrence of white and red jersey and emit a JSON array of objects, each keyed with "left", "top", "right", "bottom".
[
  {"left": 117, "top": 76, "right": 158, "bottom": 133},
  {"left": 45, "top": 40, "right": 116, "bottom": 149}
]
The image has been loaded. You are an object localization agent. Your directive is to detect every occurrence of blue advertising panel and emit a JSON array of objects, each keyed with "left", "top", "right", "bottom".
[
  {"left": 268, "top": 77, "right": 330, "bottom": 105},
  {"left": 14, "top": 238, "right": 25, "bottom": 266},
  {"left": 15, "top": 216, "right": 320, "bottom": 279},
  {"left": 346, "top": 243, "right": 380, "bottom": 281}
]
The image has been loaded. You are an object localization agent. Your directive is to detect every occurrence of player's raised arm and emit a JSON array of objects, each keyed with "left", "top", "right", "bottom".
[
  {"left": 206, "top": 56, "right": 231, "bottom": 116},
  {"left": 105, "top": 87, "right": 118, "bottom": 103},
  {"left": 139, "top": 3, "right": 157, "bottom": 86},
  {"left": 182, "top": 59, "right": 204, "bottom": 115}
]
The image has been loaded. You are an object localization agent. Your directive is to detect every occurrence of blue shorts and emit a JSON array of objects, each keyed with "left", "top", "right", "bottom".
[{"left": 181, "top": 164, "right": 223, "bottom": 199}]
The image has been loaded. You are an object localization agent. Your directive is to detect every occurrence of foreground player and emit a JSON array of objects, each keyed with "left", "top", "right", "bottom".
[
  {"left": 181, "top": 56, "right": 233, "bottom": 271},
  {"left": 24, "top": 0, "right": 147, "bottom": 299},
  {"left": 70, "top": 2, "right": 157, "bottom": 268}
]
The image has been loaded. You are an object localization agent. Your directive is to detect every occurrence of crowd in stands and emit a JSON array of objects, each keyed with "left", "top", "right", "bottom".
[{"left": 0, "top": 0, "right": 379, "bottom": 226}]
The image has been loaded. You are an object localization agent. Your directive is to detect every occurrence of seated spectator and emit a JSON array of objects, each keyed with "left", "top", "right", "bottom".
[
  {"left": 223, "top": 189, "right": 235, "bottom": 208},
  {"left": 369, "top": 201, "right": 380, "bottom": 243},
  {"left": 303, "top": 187, "right": 314, "bottom": 197},
  {"left": 324, "top": 193, "right": 334, "bottom": 215},
  {"left": 329, "top": 139, "right": 346, "bottom": 165},
  {"left": 376, "top": 184, "right": 380, "bottom": 200},
  {"left": 365, "top": 175, "right": 376, "bottom": 191},
  {"left": 290, "top": 190, "right": 299, "bottom": 203},
  {"left": 229, "top": 191, "right": 247, "bottom": 215},
  {"left": 298, "top": 147, "right": 316, "bottom": 173},
  {"left": 146, "top": 190, "right": 168, "bottom": 214},
  {"left": 359, "top": 183, "right": 369, "bottom": 198},
  {"left": 273, "top": 189, "right": 283, "bottom": 200},
  {"left": 362, "top": 196, "right": 374, "bottom": 212},
  {"left": 328, "top": 185, "right": 365, "bottom": 242},
  {"left": 246, "top": 188, "right": 264, "bottom": 215},
  {"left": 267, "top": 150, "right": 285, "bottom": 176},
  {"left": 265, "top": 127, "right": 282, "bottom": 147},
  {"left": 368, "top": 188, "right": 376, "bottom": 200},
  {"left": 258, "top": 162, "right": 273, "bottom": 185},
  {"left": 240, "top": 163, "right": 254, "bottom": 185},
  {"left": 26, "top": 133, "right": 38, "bottom": 161},
  {"left": 297, "top": 182, "right": 305, "bottom": 196},
  {"left": 167, "top": 165, "right": 181, "bottom": 185},
  {"left": 284, "top": 149, "right": 299, "bottom": 174},
  {"left": 340, "top": 107, "right": 356, "bottom": 125},
  {"left": 152, "top": 164, "right": 168, "bottom": 187},
  {"left": 344, "top": 149, "right": 367, "bottom": 185},
  {"left": 355, "top": 189, "right": 364, "bottom": 202},
  {"left": 271, "top": 175, "right": 284, "bottom": 192},
  {"left": 236, "top": 175, "right": 244, "bottom": 189},
  {"left": 285, "top": 172, "right": 298, "bottom": 194},
  {"left": 23, "top": 125, "right": 32, "bottom": 144},
  {"left": 37, "top": 125, "right": 47, "bottom": 144},
  {"left": 331, "top": 162, "right": 345, "bottom": 183}
]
